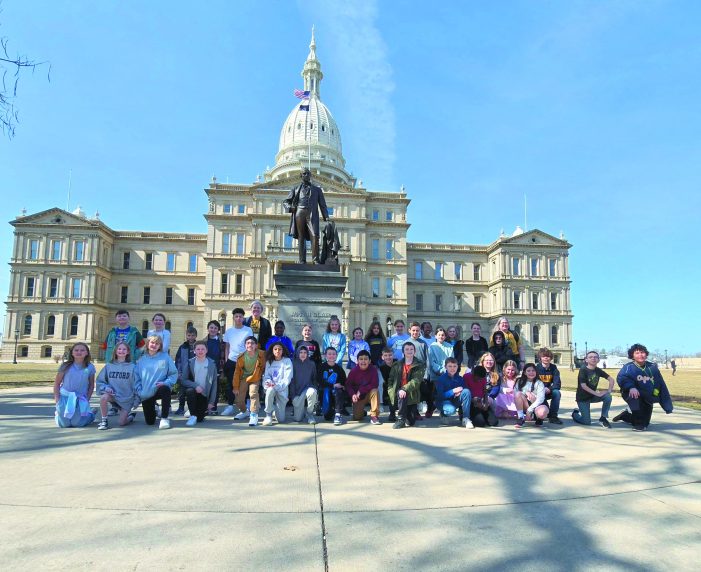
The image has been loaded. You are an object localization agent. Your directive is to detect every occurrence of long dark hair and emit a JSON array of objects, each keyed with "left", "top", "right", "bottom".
[
  {"left": 265, "top": 341, "right": 288, "bottom": 363},
  {"left": 364, "top": 320, "right": 387, "bottom": 345},
  {"left": 517, "top": 362, "right": 538, "bottom": 391}
]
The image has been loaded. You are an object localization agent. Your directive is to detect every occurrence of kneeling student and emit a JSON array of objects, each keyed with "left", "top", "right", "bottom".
[
  {"left": 345, "top": 350, "right": 381, "bottom": 425},
  {"left": 261, "top": 342, "right": 293, "bottom": 426},
  {"left": 463, "top": 365, "right": 498, "bottom": 427},
  {"left": 290, "top": 346, "right": 318, "bottom": 424},
  {"left": 536, "top": 347, "right": 562, "bottom": 424},
  {"left": 97, "top": 342, "right": 139, "bottom": 430},
  {"left": 317, "top": 347, "right": 347, "bottom": 424},
  {"left": 573, "top": 351, "right": 616, "bottom": 428},
  {"left": 54, "top": 343, "right": 96, "bottom": 428},
  {"left": 232, "top": 336, "right": 266, "bottom": 426},
  {"left": 182, "top": 341, "right": 218, "bottom": 426},
  {"left": 514, "top": 363, "right": 548, "bottom": 428},
  {"left": 436, "top": 357, "right": 473, "bottom": 428}
]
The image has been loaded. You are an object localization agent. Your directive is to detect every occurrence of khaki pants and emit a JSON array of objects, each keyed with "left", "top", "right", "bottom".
[
  {"left": 235, "top": 382, "right": 260, "bottom": 414},
  {"left": 352, "top": 388, "right": 380, "bottom": 420}
]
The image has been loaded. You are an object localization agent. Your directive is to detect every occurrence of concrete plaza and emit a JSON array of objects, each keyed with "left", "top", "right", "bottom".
[{"left": 0, "top": 387, "right": 699, "bottom": 571}]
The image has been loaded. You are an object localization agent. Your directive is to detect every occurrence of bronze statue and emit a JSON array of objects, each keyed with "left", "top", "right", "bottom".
[
  {"left": 283, "top": 168, "right": 329, "bottom": 264},
  {"left": 319, "top": 220, "right": 340, "bottom": 264}
]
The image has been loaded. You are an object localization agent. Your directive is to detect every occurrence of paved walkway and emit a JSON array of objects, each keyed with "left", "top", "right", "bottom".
[{"left": 0, "top": 387, "right": 699, "bottom": 571}]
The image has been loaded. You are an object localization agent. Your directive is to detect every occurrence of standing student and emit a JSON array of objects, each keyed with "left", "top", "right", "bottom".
[
  {"left": 536, "top": 347, "right": 563, "bottom": 424},
  {"left": 388, "top": 343, "right": 425, "bottom": 429},
  {"left": 420, "top": 321, "right": 436, "bottom": 346},
  {"left": 405, "top": 322, "right": 429, "bottom": 364},
  {"left": 378, "top": 347, "right": 395, "bottom": 416},
  {"left": 494, "top": 360, "right": 519, "bottom": 419},
  {"left": 205, "top": 320, "right": 225, "bottom": 371},
  {"left": 427, "top": 327, "right": 454, "bottom": 418},
  {"left": 322, "top": 315, "right": 347, "bottom": 364},
  {"left": 182, "top": 341, "right": 218, "bottom": 427},
  {"left": 491, "top": 317, "right": 525, "bottom": 370},
  {"left": 488, "top": 331, "right": 517, "bottom": 372},
  {"left": 387, "top": 319, "right": 410, "bottom": 361},
  {"left": 295, "top": 323, "right": 322, "bottom": 365},
  {"left": 232, "top": 336, "right": 266, "bottom": 426},
  {"left": 464, "top": 322, "right": 488, "bottom": 369},
  {"left": 243, "top": 300, "right": 272, "bottom": 350},
  {"left": 54, "top": 342, "right": 96, "bottom": 428},
  {"left": 266, "top": 320, "right": 295, "bottom": 356},
  {"left": 347, "top": 327, "right": 370, "bottom": 370},
  {"left": 345, "top": 350, "right": 381, "bottom": 425},
  {"left": 317, "top": 347, "right": 347, "bottom": 425},
  {"left": 173, "top": 326, "right": 198, "bottom": 416},
  {"left": 290, "top": 346, "right": 318, "bottom": 424},
  {"left": 365, "top": 321, "right": 387, "bottom": 365},
  {"left": 445, "top": 326, "right": 464, "bottom": 370},
  {"left": 135, "top": 335, "right": 178, "bottom": 429},
  {"left": 147, "top": 313, "right": 171, "bottom": 355},
  {"left": 514, "top": 363, "right": 548, "bottom": 428},
  {"left": 96, "top": 342, "right": 138, "bottom": 430},
  {"left": 615, "top": 344, "right": 673, "bottom": 431},
  {"left": 670, "top": 359, "right": 677, "bottom": 376},
  {"left": 221, "top": 308, "right": 254, "bottom": 416},
  {"left": 463, "top": 365, "right": 498, "bottom": 427},
  {"left": 261, "top": 342, "right": 293, "bottom": 426},
  {"left": 573, "top": 351, "right": 616, "bottom": 428},
  {"left": 436, "top": 357, "right": 473, "bottom": 428}
]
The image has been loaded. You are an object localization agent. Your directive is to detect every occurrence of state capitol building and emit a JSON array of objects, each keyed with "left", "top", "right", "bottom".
[{"left": 2, "top": 33, "right": 574, "bottom": 364}]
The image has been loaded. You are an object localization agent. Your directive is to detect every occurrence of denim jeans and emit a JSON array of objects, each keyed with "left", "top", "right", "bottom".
[
  {"left": 441, "top": 388, "right": 472, "bottom": 419},
  {"left": 573, "top": 393, "right": 612, "bottom": 424},
  {"left": 545, "top": 388, "right": 561, "bottom": 417}
]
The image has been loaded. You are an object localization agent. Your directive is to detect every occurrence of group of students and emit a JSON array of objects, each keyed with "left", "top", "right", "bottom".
[{"left": 53, "top": 303, "right": 673, "bottom": 433}]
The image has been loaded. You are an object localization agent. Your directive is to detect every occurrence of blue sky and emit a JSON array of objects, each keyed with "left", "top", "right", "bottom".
[{"left": 1, "top": 0, "right": 699, "bottom": 355}]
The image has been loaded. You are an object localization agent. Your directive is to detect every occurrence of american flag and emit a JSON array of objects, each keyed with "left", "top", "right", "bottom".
[{"left": 294, "top": 89, "right": 310, "bottom": 100}]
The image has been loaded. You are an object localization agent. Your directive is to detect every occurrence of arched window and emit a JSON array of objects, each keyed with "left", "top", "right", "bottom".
[
  {"left": 551, "top": 325, "right": 559, "bottom": 345},
  {"left": 23, "top": 315, "right": 32, "bottom": 335},
  {"left": 69, "top": 316, "right": 79, "bottom": 336},
  {"left": 532, "top": 325, "right": 540, "bottom": 345},
  {"left": 46, "top": 315, "right": 56, "bottom": 336},
  {"left": 141, "top": 321, "right": 149, "bottom": 338}
]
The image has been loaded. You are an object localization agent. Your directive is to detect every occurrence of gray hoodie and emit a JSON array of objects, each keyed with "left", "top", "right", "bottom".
[
  {"left": 290, "top": 355, "right": 317, "bottom": 398},
  {"left": 96, "top": 361, "right": 139, "bottom": 410}
]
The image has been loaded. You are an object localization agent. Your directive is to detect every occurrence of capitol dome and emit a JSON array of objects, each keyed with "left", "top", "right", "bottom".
[{"left": 266, "top": 29, "right": 354, "bottom": 186}]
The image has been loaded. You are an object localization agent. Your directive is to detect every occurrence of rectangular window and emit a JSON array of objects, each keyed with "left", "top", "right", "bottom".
[
  {"left": 46, "top": 317, "right": 55, "bottom": 336},
  {"left": 221, "top": 273, "right": 228, "bottom": 294},
  {"left": 145, "top": 252, "right": 153, "bottom": 270},
  {"left": 435, "top": 262, "right": 443, "bottom": 280},
  {"left": 223, "top": 203, "right": 232, "bottom": 214},
  {"left": 236, "top": 233, "right": 245, "bottom": 255},
  {"left": 166, "top": 253, "right": 176, "bottom": 272},
  {"left": 532, "top": 325, "right": 540, "bottom": 345},
  {"left": 473, "top": 264, "right": 481, "bottom": 281},
  {"left": 474, "top": 296, "right": 481, "bottom": 313},
  {"left": 29, "top": 239, "right": 39, "bottom": 260},
  {"left": 385, "top": 277, "right": 393, "bottom": 298},
  {"left": 415, "top": 261, "right": 423, "bottom": 280},
  {"left": 50, "top": 240, "right": 62, "bottom": 261},
  {"left": 550, "top": 292, "right": 558, "bottom": 310},
  {"left": 120, "top": 285, "right": 128, "bottom": 304},
  {"left": 48, "top": 278, "right": 58, "bottom": 298},
  {"left": 284, "top": 234, "right": 293, "bottom": 249},
  {"left": 530, "top": 257, "right": 538, "bottom": 276},
  {"left": 549, "top": 258, "right": 557, "bottom": 277},
  {"left": 454, "top": 294, "right": 462, "bottom": 311},
  {"left": 416, "top": 293, "right": 423, "bottom": 311},
  {"left": 385, "top": 210, "right": 393, "bottom": 221},
  {"left": 385, "top": 239, "right": 394, "bottom": 260},
  {"left": 372, "top": 277, "right": 380, "bottom": 298},
  {"left": 454, "top": 262, "right": 462, "bottom": 281},
  {"left": 234, "top": 273, "right": 243, "bottom": 295},
  {"left": 512, "top": 258, "right": 521, "bottom": 276},
  {"left": 141, "top": 321, "right": 149, "bottom": 338},
  {"left": 71, "top": 278, "right": 81, "bottom": 299},
  {"left": 435, "top": 294, "right": 443, "bottom": 312},
  {"left": 187, "top": 287, "right": 195, "bottom": 306},
  {"left": 371, "top": 239, "right": 379, "bottom": 259},
  {"left": 551, "top": 325, "right": 559, "bottom": 345},
  {"left": 222, "top": 232, "right": 231, "bottom": 254},
  {"left": 74, "top": 241, "right": 85, "bottom": 262},
  {"left": 532, "top": 292, "right": 539, "bottom": 310},
  {"left": 189, "top": 254, "right": 197, "bottom": 273},
  {"left": 165, "top": 287, "right": 173, "bottom": 305},
  {"left": 26, "top": 276, "right": 35, "bottom": 297},
  {"left": 123, "top": 252, "right": 130, "bottom": 269},
  {"left": 237, "top": 204, "right": 246, "bottom": 214},
  {"left": 372, "top": 209, "right": 379, "bottom": 221},
  {"left": 514, "top": 291, "right": 521, "bottom": 309},
  {"left": 327, "top": 206, "right": 335, "bottom": 216},
  {"left": 143, "top": 286, "right": 151, "bottom": 304}
]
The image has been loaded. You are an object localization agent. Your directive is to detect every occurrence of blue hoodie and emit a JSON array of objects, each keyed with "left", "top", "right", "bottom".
[
  {"left": 617, "top": 361, "right": 673, "bottom": 413},
  {"left": 135, "top": 352, "right": 178, "bottom": 400},
  {"left": 435, "top": 371, "right": 465, "bottom": 405}
]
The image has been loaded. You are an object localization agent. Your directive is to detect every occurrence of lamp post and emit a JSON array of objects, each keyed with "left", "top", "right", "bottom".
[
  {"left": 585, "top": 341, "right": 588, "bottom": 356},
  {"left": 665, "top": 349, "right": 668, "bottom": 368},
  {"left": 13, "top": 328, "right": 20, "bottom": 364},
  {"left": 386, "top": 318, "right": 393, "bottom": 338}
]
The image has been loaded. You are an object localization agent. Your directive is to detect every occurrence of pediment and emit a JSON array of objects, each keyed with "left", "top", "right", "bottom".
[
  {"left": 11, "top": 208, "right": 97, "bottom": 228},
  {"left": 499, "top": 229, "right": 570, "bottom": 248}
]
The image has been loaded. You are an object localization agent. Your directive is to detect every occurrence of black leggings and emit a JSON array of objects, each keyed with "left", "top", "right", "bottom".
[
  {"left": 142, "top": 385, "right": 172, "bottom": 425},
  {"left": 186, "top": 388, "right": 208, "bottom": 422},
  {"left": 622, "top": 391, "right": 654, "bottom": 427}
]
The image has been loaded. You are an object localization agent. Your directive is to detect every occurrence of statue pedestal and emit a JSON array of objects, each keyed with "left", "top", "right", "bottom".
[{"left": 274, "top": 263, "right": 347, "bottom": 338}]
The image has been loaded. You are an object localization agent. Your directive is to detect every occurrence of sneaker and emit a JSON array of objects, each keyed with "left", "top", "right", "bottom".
[
  {"left": 612, "top": 411, "right": 626, "bottom": 423},
  {"left": 127, "top": 412, "right": 136, "bottom": 424},
  {"left": 221, "top": 405, "right": 235, "bottom": 417},
  {"left": 333, "top": 413, "right": 343, "bottom": 426},
  {"left": 208, "top": 408, "right": 219, "bottom": 416},
  {"left": 632, "top": 425, "right": 646, "bottom": 431},
  {"left": 548, "top": 416, "right": 563, "bottom": 425},
  {"left": 307, "top": 414, "right": 316, "bottom": 425},
  {"left": 370, "top": 416, "right": 381, "bottom": 425},
  {"left": 535, "top": 418, "right": 544, "bottom": 427},
  {"left": 249, "top": 413, "right": 259, "bottom": 427},
  {"left": 571, "top": 409, "right": 579, "bottom": 421},
  {"left": 234, "top": 411, "right": 250, "bottom": 421},
  {"left": 387, "top": 412, "right": 397, "bottom": 423},
  {"left": 97, "top": 419, "right": 109, "bottom": 431},
  {"left": 172, "top": 408, "right": 185, "bottom": 416},
  {"left": 514, "top": 417, "right": 525, "bottom": 429},
  {"left": 108, "top": 406, "right": 119, "bottom": 417},
  {"left": 186, "top": 416, "right": 198, "bottom": 427},
  {"left": 159, "top": 418, "right": 171, "bottom": 430},
  {"left": 393, "top": 417, "right": 406, "bottom": 429},
  {"left": 464, "top": 419, "right": 475, "bottom": 429},
  {"left": 262, "top": 415, "right": 273, "bottom": 426},
  {"left": 599, "top": 417, "right": 611, "bottom": 429}
]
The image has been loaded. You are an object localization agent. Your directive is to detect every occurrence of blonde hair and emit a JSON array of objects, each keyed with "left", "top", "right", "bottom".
[
  {"left": 478, "top": 352, "right": 499, "bottom": 386},
  {"left": 145, "top": 335, "right": 164, "bottom": 354}
]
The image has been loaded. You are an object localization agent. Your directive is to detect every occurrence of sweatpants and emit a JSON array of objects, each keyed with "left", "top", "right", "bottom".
[
  {"left": 185, "top": 388, "right": 208, "bottom": 422},
  {"left": 142, "top": 386, "right": 172, "bottom": 425},
  {"left": 622, "top": 391, "right": 654, "bottom": 428},
  {"left": 351, "top": 388, "right": 380, "bottom": 420},
  {"left": 235, "top": 381, "right": 260, "bottom": 414},
  {"left": 573, "top": 393, "right": 612, "bottom": 425},
  {"left": 292, "top": 387, "right": 318, "bottom": 421},
  {"left": 223, "top": 360, "right": 237, "bottom": 406},
  {"left": 264, "top": 388, "right": 288, "bottom": 422}
]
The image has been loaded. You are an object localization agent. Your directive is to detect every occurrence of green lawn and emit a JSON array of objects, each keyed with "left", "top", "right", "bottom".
[{"left": 0, "top": 362, "right": 105, "bottom": 389}]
